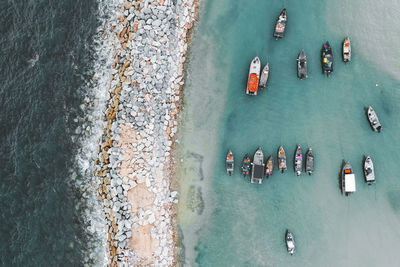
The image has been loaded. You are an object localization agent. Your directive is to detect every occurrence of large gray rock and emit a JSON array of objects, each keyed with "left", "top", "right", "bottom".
[
  {"left": 152, "top": 19, "right": 161, "bottom": 27},
  {"left": 116, "top": 233, "right": 126, "bottom": 242}
]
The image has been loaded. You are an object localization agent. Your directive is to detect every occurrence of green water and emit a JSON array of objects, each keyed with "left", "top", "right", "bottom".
[{"left": 177, "top": 0, "right": 400, "bottom": 266}]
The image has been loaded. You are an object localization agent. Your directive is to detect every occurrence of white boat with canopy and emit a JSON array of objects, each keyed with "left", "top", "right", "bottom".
[{"left": 342, "top": 161, "right": 356, "bottom": 196}]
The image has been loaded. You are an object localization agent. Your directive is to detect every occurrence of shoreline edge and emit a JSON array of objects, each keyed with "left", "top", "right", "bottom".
[{"left": 94, "top": 0, "right": 199, "bottom": 265}]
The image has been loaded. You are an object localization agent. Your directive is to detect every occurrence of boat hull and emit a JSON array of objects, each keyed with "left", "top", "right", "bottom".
[
  {"left": 259, "top": 64, "right": 270, "bottom": 88},
  {"left": 226, "top": 150, "right": 234, "bottom": 175},
  {"left": 342, "top": 161, "right": 356, "bottom": 195},
  {"left": 297, "top": 50, "right": 307, "bottom": 79},
  {"left": 364, "top": 156, "right": 376, "bottom": 185},
  {"left": 278, "top": 146, "right": 287, "bottom": 173},
  {"left": 241, "top": 154, "right": 251, "bottom": 177},
  {"left": 321, "top": 42, "right": 333, "bottom": 76},
  {"left": 294, "top": 145, "right": 303, "bottom": 176},
  {"left": 251, "top": 148, "right": 264, "bottom": 184},
  {"left": 273, "top": 9, "right": 287, "bottom": 39},
  {"left": 265, "top": 155, "right": 274, "bottom": 177},
  {"left": 246, "top": 57, "right": 261, "bottom": 96},
  {"left": 366, "top": 106, "right": 382, "bottom": 132},
  {"left": 285, "top": 230, "right": 295, "bottom": 255},
  {"left": 305, "top": 148, "right": 314, "bottom": 175},
  {"left": 342, "top": 37, "right": 351, "bottom": 62}
]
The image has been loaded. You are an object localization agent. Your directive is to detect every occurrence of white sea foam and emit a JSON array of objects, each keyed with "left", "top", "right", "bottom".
[
  {"left": 72, "top": 0, "right": 124, "bottom": 266},
  {"left": 27, "top": 54, "right": 39, "bottom": 68}
]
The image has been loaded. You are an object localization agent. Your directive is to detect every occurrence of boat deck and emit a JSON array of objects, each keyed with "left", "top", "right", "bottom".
[
  {"left": 253, "top": 165, "right": 264, "bottom": 178},
  {"left": 344, "top": 174, "right": 356, "bottom": 192},
  {"left": 251, "top": 164, "right": 264, "bottom": 183}
]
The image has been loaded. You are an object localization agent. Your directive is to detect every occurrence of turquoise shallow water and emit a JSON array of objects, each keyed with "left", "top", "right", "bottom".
[{"left": 177, "top": 0, "right": 400, "bottom": 266}]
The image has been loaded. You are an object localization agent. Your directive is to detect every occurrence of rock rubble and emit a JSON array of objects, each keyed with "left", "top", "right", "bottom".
[{"left": 95, "top": 0, "right": 198, "bottom": 266}]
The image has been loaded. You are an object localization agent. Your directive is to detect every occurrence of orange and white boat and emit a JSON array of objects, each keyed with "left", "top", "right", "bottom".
[
  {"left": 341, "top": 161, "right": 356, "bottom": 196},
  {"left": 342, "top": 37, "right": 351, "bottom": 62},
  {"left": 277, "top": 146, "right": 287, "bottom": 173},
  {"left": 265, "top": 155, "right": 274, "bottom": 177},
  {"left": 246, "top": 57, "right": 261, "bottom": 95},
  {"left": 226, "top": 150, "right": 234, "bottom": 176}
]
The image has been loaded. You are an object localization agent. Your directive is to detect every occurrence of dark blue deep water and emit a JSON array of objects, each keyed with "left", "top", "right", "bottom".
[{"left": 0, "top": 1, "right": 99, "bottom": 265}]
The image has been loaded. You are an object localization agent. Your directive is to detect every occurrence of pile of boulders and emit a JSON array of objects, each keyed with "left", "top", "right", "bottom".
[{"left": 95, "top": 0, "right": 197, "bottom": 265}]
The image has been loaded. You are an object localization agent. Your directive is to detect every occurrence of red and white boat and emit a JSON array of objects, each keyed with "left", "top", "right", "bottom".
[{"left": 246, "top": 57, "right": 261, "bottom": 95}]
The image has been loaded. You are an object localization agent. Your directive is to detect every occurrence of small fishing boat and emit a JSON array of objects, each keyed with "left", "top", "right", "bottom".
[
  {"left": 297, "top": 50, "right": 307, "bottom": 79},
  {"left": 246, "top": 57, "right": 261, "bottom": 95},
  {"left": 273, "top": 8, "right": 287, "bottom": 39},
  {"left": 259, "top": 63, "right": 270, "bottom": 88},
  {"left": 342, "top": 161, "right": 356, "bottom": 196},
  {"left": 278, "top": 146, "right": 287, "bottom": 173},
  {"left": 241, "top": 154, "right": 251, "bottom": 177},
  {"left": 285, "top": 230, "right": 295, "bottom": 255},
  {"left": 321, "top": 41, "right": 333, "bottom": 76},
  {"left": 251, "top": 147, "right": 265, "bottom": 184},
  {"left": 305, "top": 148, "right": 314, "bottom": 175},
  {"left": 342, "top": 37, "right": 351, "bottom": 62},
  {"left": 226, "top": 150, "right": 234, "bottom": 176},
  {"left": 294, "top": 145, "right": 303, "bottom": 176},
  {"left": 265, "top": 155, "right": 274, "bottom": 177},
  {"left": 364, "top": 156, "right": 376, "bottom": 185},
  {"left": 366, "top": 106, "right": 382, "bottom": 132}
]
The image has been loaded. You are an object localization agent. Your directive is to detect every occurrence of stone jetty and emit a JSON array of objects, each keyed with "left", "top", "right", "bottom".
[{"left": 95, "top": 0, "right": 198, "bottom": 265}]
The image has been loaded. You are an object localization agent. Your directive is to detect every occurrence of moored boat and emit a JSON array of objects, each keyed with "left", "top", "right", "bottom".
[
  {"left": 306, "top": 148, "right": 314, "bottom": 175},
  {"left": 273, "top": 8, "right": 287, "bottom": 39},
  {"left": 251, "top": 147, "right": 265, "bottom": 184},
  {"left": 294, "top": 145, "right": 303, "bottom": 176},
  {"left": 297, "top": 50, "right": 307, "bottom": 79},
  {"left": 364, "top": 156, "right": 376, "bottom": 185},
  {"left": 343, "top": 37, "right": 351, "bottom": 62},
  {"left": 321, "top": 41, "right": 333, "bottom": 76},
  {"left": 259, "top": 63, "right": 270, "bottom": 88},
  {"left": 285, "top": 230, "right": 295, "bottom": 255},
  {"left": 246, "top": 57, "right": 261, "bottom": 95},
  {"left": 241, "top": 154, "right": 251, "bottom": 177},
  {"left": 265, "top": 155, "right": 274, "bottom": 177},
  {"left": 366, "top": 106, "right": 382, "bottom": 132},
  {"left": 342, "top": 161, "right": 356, "bottom": 196},
  {"left": 226, "top": 150, "right": 234, "bottom": 176},
  {"left": 278, "top": 146, "right": 287, "bottom": 173}
]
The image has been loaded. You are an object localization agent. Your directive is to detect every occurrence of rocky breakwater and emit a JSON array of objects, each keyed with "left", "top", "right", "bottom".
[{"left": 96, "top": 0, "right": 198, "bottom": 266}]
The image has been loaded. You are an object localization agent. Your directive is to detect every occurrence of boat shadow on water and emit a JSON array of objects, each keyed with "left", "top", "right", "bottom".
[
  {"left": 363, "top": 105, "right": 369, "bottom": 119},
  {"left": 361, "top": 155, "right": 367, "bottom": 173},
  {"left": 338, "top": 160, "right": 346, "bottom": 194}
]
